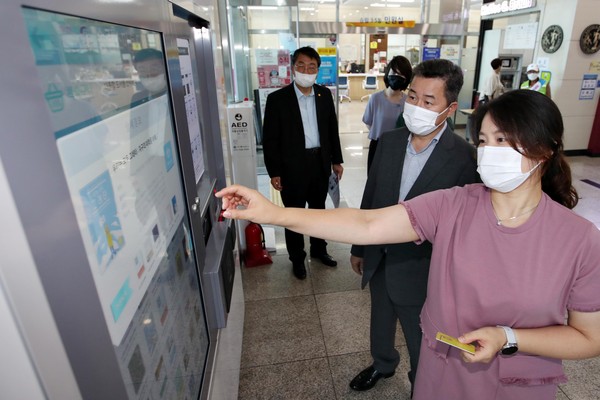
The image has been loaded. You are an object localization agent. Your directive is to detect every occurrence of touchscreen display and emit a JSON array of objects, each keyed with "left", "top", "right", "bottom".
[{"left": 22, "top": 7, "right": 209, "bottom": 398}]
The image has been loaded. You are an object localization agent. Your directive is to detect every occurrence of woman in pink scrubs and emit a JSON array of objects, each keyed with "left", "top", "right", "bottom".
[{"left": 216, "top": 90, "right": 600, "bottom": 400}]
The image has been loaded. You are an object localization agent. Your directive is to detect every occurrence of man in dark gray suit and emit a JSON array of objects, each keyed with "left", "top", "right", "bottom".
[
  {"left": 349, "top": 59, "right": 480, "bottom": 395},
  {"left": 263, "top": 47, "right": 344, "bottom": 280}
]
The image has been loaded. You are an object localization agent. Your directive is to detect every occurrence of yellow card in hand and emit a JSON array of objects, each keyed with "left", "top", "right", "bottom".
[{"left": 436, "top": 332, "right": 476, "bottom": 355}]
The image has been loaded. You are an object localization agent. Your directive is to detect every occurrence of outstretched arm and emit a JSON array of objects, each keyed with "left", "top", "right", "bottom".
[{"left": 215, "top": 185, "right": 419, "bottom": 246}]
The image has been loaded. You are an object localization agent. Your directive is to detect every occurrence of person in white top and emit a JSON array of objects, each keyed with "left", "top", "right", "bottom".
[{"left": 479, "top": 58, "right": 504, "bottom": 104}]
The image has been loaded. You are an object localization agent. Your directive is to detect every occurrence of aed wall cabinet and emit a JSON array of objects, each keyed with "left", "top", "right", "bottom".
[
  {"left": 0, "top": 1, "right": 233, "bottom": 399},
  {"left": 227, "top": 101, "right": 259, "bottom": 250}
]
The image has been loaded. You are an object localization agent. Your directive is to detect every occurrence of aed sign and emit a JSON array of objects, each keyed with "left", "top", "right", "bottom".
[
  {"left": 232, "top": 113, "right": 248, "bottom": 127},
  {"left": 481, "top": 0, "right": 536, "bottom": 17}
]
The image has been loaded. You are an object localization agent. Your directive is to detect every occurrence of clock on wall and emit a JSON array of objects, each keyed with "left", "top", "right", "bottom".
[
  {"left": 541, "top": 25, "right": 563, "bottom": 53},
  {"left": 580, "top": 24, "right": 600, "bottom": 54}
]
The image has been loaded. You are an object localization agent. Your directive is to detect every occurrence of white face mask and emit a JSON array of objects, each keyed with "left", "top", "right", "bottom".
[
  {"left": 294, "top": 71, "right": 317, "bottom": 88},
  {"left": 477, "top": 146, "right": 541, "bottom": 193},
  {"left": 527, "top": 73, "right": 539, "bottom": 81},
  {"left": 140, "top": 73, "right": 166, "bottom": 93},
  {"left": 403, "top": 102, "right": 450, "bottom": 136}
]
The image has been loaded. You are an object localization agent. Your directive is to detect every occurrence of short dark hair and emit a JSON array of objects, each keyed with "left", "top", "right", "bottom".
[
  {"left": 473, "top": 90, "right": 578, "bottom": 209},
  {"left": 412, "top": 59, "right": 463, "bottom": 103},
  {"left": 133, "top": 48, "right": 163, "bottom": 65},
  {"left": 384, "top": 55, "right": 413, "bottom": 90},
  {"left": 292, "top": 46, "right": 321, "bottom": 67},
  {"left": 491, "top": 58, "right": 502, "bottom": 70}
]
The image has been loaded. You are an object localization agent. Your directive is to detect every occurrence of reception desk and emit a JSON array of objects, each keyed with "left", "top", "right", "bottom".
[{"left": 342, "top": 74, "right": 385, "bottom": 101}]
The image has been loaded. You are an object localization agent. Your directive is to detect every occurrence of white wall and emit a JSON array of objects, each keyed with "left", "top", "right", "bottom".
[
  {"left": 540, "top": 0, "right": 599, "bottom": 150},
  {"left": 479, "top": 0, "right": 598, "bottom": 150}
]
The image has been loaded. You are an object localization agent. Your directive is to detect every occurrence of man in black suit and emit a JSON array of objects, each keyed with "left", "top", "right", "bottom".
[
  {"left": 262, "top": 46, "right": 344, "bottom": 280},
  {"left": 349, "top": 59, "right": 479, "bottom": 395}
]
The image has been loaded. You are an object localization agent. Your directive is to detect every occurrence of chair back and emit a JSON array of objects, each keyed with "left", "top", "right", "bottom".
[
  {"left": 363, "top": 75, "right": 378, "bottom": 90},
  {"left": 338, "top": 75, "right": 348, "bottom": 89}
]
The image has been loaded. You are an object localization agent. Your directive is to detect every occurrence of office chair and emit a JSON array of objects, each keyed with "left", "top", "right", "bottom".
[
  {"left": 361, "top": 75, "right": 378, "bottom": 102},
  {"left": 338, "top": 75, "right": 351, "bottom": 103}
]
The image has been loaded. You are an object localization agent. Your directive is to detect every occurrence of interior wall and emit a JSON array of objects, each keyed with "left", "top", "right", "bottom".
[
  {"left": 542, "top": 0, "right": 597, "bottom": 150},
  {"left": 478, "top": 0, "right": 599, "bottom": 151}
]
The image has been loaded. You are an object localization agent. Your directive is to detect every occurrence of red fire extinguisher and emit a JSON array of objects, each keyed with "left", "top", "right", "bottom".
[{"left": 244, "top": 222, "right": 273, "bottom": 268}]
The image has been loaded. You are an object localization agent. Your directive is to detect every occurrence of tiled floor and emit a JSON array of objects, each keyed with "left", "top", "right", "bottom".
[{"left": 238, "top": 100, "right": 600, "bottom": 399}]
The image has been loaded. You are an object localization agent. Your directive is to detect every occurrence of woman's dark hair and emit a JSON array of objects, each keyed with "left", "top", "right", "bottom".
[
  {"left": 472, "top": 90, "right": 578, "bottom": 209},
  {"left": 490, "top": 58, "right": 502, "bottom": 70},
  {"left": 292, "top": 46, "right": 321, "bottom": 67},
  {"left": 384, "top": 55, "right": 413, "bottom": 90}
]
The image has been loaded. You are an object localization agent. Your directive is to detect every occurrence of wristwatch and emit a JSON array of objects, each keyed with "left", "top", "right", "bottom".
[{"left": 497, "top": 325, "right": 518, "bottom": 355}]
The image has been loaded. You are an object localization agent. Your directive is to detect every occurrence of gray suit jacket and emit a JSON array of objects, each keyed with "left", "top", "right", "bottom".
[{"left": 351, "top": 126, "right": 479, "bottom": 305}]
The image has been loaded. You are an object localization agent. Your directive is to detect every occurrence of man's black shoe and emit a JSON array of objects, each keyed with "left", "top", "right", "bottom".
[
  {"left": 349, "top": 366, "right": 394, "bottom": 391},
  {"left": 292, "top": 261, "right": 306, "bottom": 280},
  {"left": 311, "top": 253, "right": 337, "bottom": 267}
]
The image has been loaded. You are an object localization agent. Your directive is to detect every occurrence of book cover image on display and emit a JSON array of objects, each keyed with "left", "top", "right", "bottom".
[{"left": 80, "top": 170, "right": 125, "bottom": 272}]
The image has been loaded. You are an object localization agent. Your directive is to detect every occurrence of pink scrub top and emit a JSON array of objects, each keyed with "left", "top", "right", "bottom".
[{"left": 403, "top": 184, "right": 600, "bottom": 400}]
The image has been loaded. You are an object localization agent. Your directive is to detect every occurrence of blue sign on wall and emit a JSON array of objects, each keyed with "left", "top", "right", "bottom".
[
  {"left": 423, "top": 47, "right": 440, "bottom": 61},
  {"left": 317, "top": 56, "right": 337, "bottom": 86}
]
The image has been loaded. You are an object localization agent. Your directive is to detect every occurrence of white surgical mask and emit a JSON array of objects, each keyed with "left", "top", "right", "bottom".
[
  {"left": 403, "top": 102, "right": 450, "bottom": 136},
  {"left": 294, "top": 71, "right": 317, "bottom": 88},
  {"left": 527, "top": 73, "right": 539, "bottom": 81},
  {"left": 140, "top": 73, "right": 166, "bottom": 93},
  {"left": 477, "top": 146, "right": 541, "bottom": 193}
]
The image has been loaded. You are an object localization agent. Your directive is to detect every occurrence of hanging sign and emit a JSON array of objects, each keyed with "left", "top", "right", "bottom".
[
  {"left": 481, "top": 0, "right": 536, "bottom": 17},
  {"left": 346, "top": 20, "right": 416, "bottom": 28},
  {"left": 423, "top": 47, "right": 441, "bottom": 61}
]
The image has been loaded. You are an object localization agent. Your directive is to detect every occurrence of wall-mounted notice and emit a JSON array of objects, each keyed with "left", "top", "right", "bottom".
[
  {"left": 423, "top": 47, "right": 441, "bottom": 61},
  {"left": 256, "top": 49, "right": 291, "bottom": 88},
  {"left": 177, "top": 38, "right": 205, "bottom": 183},
  {"left": 441, "top": 44, "right": 460, "bottom": 64},
  {"left": 589, "top": 61, "right": 600, "bottom": 73},
  {"left": 317, "top": 55, "right": 337, "bottom": 86},
  {"left": 580, "top": 74, "right": 598, "bottom": 100},
  {"left": 504, "top": 22, "right": 538, "bottom": 49}
]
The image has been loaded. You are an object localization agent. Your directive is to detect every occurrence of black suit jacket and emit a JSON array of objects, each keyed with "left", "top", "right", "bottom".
[
  {"left": 262, "top": 83, "right": 343, "bottom": 187},
  {"left": 351, "top": 126, "right": 480, "bottom": 305}
]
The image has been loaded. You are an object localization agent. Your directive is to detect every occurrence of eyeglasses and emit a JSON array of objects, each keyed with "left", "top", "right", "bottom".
[{"left": 295, "top": 63, "right": 318, "bottom": 74}]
